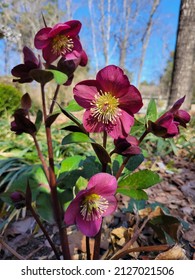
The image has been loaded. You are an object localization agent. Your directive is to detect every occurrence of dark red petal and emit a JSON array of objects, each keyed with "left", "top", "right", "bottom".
[
  {"left": 34, "top": 27, "right": 51, "bottom": 49},
  {"left": 96, "top": 65, "right": 130, "bottom": 96},
  {"left": 87, "top": 173, "right": 117, "bottom": 195},
  {"left": 74, "top": 80, "right": 100, "bottom": 108}
]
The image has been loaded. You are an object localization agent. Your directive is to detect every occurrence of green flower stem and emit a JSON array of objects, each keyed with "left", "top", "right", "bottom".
[
  {"left": 49, "top": 84, "right": 60, "bottom": 114},
  {"left": 41, "top": 84, "right": 71, "bottom": 260},
  {"left": 115, "top": 129, "right": 149, "bottom": 180}
]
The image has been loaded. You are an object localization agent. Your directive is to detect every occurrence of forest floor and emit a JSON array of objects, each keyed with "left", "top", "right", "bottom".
[{"left": 0, "top": 153, "right": 195, "bottom": 260}]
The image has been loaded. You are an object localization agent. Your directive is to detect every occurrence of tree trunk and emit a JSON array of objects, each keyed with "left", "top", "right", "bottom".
[
  {"left": 168, "top": 0, "right": 195, "bottom": 110},
  {"left": 136, "top": 0, "right": 160, "bottom": 88}
]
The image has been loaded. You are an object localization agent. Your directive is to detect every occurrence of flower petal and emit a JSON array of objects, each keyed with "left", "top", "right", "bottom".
[
  {"left": 119, "top": 85, "right": 143, "bottom": 114},
  {"left": 96, "top": 65, "right": 130, "bottom": 96},
  {"left": 64, "top": 190, "right": 87, "bottom": 225},
  {"left": 102, "top": 196, "right": 117, "bottom": 216},
  {"left": 74, "top": 80, "right": 100, "bottom": 108},
  {"left": 169, "top": 96, "right": 185, "bottom": 112},
  {"left": 76, "top": 214, "right": 102, "bottom": 237},
  {"left": 34, "top": 27, "right": 51, "bottom": 49},
  {"left": 87, "top": 173, "right": 117, "bottom": 196},
  {"left": 23, "top": 46, "right": 39, "bottom": 65},
  {"left": 83, "top": 109, "right": 104, "bottom": 133},
  {"left": 42, "top": 43, "right": 59, "bottom": 63}
]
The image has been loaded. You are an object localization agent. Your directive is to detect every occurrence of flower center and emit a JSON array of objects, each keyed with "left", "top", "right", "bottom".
[
  {"left": 52, "top": 34, "right": 74, "bottom": 55},
  {"left": 80, "top": 193, "right": 108, "bottom": 221},
  {"left": 90, "top": 91, "right": 121, "bottom": 124}
]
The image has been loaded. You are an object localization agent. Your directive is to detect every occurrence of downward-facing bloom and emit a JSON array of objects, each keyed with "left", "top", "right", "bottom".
[
  {"left": 11, "top": 46, "right": 41, "bottom": 83},
  {"left": 148, "top": 96, "right": 190, "bottom": 138},
  {"left": 11, "top": 108, "right": 37, "bottom": 136},
  {"left": 73, "top": 65, "right": 143, "bottom": 139},
  {"left": 34, "top": 20, "right": 83, "bottom": 64},
  {"left": 112, "top": 135, "right": 141, "bottom": 156},
  {"left": 49, "top": 49, "right": 88, "bottom": 85},
  {"left": 64, "top": 173, "right": 117, "bottom": 237}
]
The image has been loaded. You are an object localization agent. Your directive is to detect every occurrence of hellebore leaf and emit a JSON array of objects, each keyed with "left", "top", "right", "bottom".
[
  {"left": 45, "top": 112, "right": 60, "bottom": 127},
  {"left": 146, "top": 98, "right": 158, "bottom": 123},
  {"left": 48, "top": 69, "right": 68, "bottom": 85},
  {"left": 117, "top": 170, "right": 161, "bottom": 199},
  {"left": 29, "top": 69, "right": 53, "bottom": 84},
  {"left": 62, "top": 132, "right": 94, "bottom": 145},
  {"left": 35, "top": 109, "right": 43, "bottom": 131},
  {"left": 65, "top": 99, "right": 83, "bottom": 112}
]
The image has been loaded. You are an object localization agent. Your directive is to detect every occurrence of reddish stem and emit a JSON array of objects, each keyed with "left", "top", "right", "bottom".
[{"left": 41, "top": 84, "right": 71, "bottom": 260}]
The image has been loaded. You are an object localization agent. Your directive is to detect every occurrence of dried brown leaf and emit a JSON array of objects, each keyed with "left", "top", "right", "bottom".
[{"left": 155, "top": 244, "right": 188, "bottom": 260}]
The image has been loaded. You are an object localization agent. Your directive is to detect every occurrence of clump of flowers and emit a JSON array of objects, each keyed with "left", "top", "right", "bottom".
[{"left": 4, "top": 16, "right": 191, "bottom": 261}]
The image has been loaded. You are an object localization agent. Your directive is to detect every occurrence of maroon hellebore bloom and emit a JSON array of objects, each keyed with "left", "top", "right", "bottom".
[
  {"left": 49, "top": 49, "right": 88, "bottom": 86},
  {"left": 64, "top": 173, "right": 117, "bottom": 237},
  {"left": 34, "top": 20, "right": 83, "bottom": 64},
  {"left": 73, "top": 65, "right": 143, "bottom": 139},
  {"left": 113, "top": 135, "right": 141, "bottom": 156},
  {"left": 11, "top": 46, "right": 41, "bottom": 83},
  {"left": 11, "top": 108, "right": 36, "bottom": 136},
  {"left": 148, "top": 96, "right": 190, "bottom": 138}
]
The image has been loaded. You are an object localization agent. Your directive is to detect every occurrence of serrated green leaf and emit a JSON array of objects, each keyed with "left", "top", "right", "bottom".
[
  {"left": 36, "top": 192, "right": 54, "bottom": 223},
  {"left": 117, "top": 188, "right": 148, "bottom": 200},
  {"left": 48, "top": 69, "right": 68, "bottom": 85},
  {"left": 62, "top": 132, "right": 95, "bottom": 145},
  {"left": 65, "top": 99, "right": 83, "bottom": 112},
  {"left": 146, "top": 98, "right": 157, "bottom": 122},
  {"left": 118, "top": 169, "right": 161, "bottom": 189}
]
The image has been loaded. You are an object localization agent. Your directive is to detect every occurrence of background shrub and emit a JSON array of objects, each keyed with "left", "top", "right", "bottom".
[{"left": 0, "top": 83, "right": 22, "bottom": 116}]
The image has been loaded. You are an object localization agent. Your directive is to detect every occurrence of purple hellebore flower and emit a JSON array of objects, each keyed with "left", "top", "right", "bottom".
[
  {"left": 50, "top": 49, "right": 88, "bottom": 86},
  {"left": 34, "top": 20, "right": 83, "bottom": 64},
  {"left": 11, "top": 46, "right": 41, "bottom": 83},
  {"left": 11, "top": 108, "right": 36, "bottom": 136},
  {"left": 113, "top": 135, "right": 141, "bottom": 156},
  {"left": 73, "top": 65, "right": 143, "bottom": 139},
  {"left": 64, "top": 173, "right": 117, "bottom": 237},
  {"left": 148, "top": 96, "right": 191, "bottom": 138}
]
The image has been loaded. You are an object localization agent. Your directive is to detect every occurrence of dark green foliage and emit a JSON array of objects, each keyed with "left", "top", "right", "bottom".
[{"left": 0, "top": 83, "right": 22, "bottom": 116}]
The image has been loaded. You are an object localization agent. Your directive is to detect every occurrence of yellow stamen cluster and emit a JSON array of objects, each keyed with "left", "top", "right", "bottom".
[
  {"left": 80, "top": 193, "right": 108, "bottom": 221},
  {"left": 90, "top": 91, "right": 121, "bottom": 124},
  {"left": 52, "top": 34, "right": 74, "bottom": 55}
]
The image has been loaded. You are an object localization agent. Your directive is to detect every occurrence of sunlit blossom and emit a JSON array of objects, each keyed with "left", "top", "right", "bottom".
[
  {"left": 64, "top": 173, "right": 117, "bottom": 237},
  {"left": 73, "top": 65, "right": 143, "bottom": 139}
]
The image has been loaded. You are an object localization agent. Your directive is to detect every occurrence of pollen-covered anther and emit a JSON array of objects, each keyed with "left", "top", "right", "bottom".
[
  {"left": 52, "top": 35, "right": 74, "bottom": 55},
  {"left": 80, "top": 193, "right": 109, "bottom": 221},
  {"left": 90, "top": 91, "right": 121, "bottom": 124}
]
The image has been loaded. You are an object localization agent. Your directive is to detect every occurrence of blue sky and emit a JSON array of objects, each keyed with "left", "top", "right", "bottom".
[{"left": 0, "top": 0, "right": 181, "bottom": 85}]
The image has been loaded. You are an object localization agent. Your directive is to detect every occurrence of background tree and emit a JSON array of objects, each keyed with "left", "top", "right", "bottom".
[{"left": 168, "top": 0, "right": 195, "bottom": 110}]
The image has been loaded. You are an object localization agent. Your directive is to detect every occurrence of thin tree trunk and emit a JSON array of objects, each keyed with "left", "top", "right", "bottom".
[
  {"left": 88, "top": 0, "right": 99, "bottom": 72},
  {"left": 168, "top": 0, "right": 195, "bottom": 110},
  {"left": 137, "top": 0, "right": 160, "bottom": 88}
]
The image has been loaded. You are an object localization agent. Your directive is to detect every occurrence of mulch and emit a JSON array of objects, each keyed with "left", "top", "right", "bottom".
[{"left": 0, "top": 154, "right": 195, "bottom": 260}]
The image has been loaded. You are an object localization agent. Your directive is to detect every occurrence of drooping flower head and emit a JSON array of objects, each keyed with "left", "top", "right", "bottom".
[
  {"left": 34, "top": 20, "right": 83, "bottom": 64},
  {"left": 73, "top": 65, "right": 143, "bottom": 139},
  {"left": 64, "top": 173, "right": 117, "bottom": 237},
  {"left": 49, "top": 49, "right": 88, "bottom": 86},
  {"left": 11, "top": 46, "right": 41, "bottom": 83},
  {"left": 113, "top": 135, "right": 141, "bottom": 156},
  {"left": 148, "top": 96, "right": 190, "bottom": 138}
]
